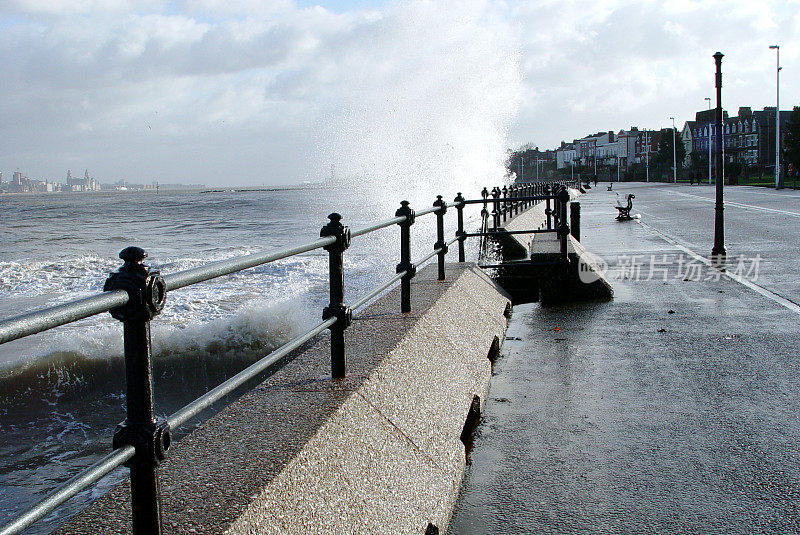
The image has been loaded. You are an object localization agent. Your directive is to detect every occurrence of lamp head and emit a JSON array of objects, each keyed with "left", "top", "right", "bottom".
[{"left": 769, "top": 45, "right": 779, "bottom": 50}]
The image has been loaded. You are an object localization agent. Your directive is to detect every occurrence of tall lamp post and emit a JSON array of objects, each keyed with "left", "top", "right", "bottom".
[
  {"left": 705, "top": 97, "right": 712, "bottom": 184},
  {"left": 712, "top": 52, "right": 726, "bottom": 263},
  {"left": 769, "top": 44, "right": 782, "bottom": 189},
  {"left": 645, "top": 130, "right": 650, "bottom": 182},
  {"left": 670, "top": 117, "right": 678, "bottom": 183}
]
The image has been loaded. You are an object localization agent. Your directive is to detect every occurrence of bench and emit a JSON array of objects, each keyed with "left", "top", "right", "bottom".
[{"left": 615, "top": 193, "right": 635, "bottom": 221}]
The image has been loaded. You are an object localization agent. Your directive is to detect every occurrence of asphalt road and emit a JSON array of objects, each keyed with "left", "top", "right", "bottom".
[{"left": 449, "top": 183, "right": 800, "bottom": 534}]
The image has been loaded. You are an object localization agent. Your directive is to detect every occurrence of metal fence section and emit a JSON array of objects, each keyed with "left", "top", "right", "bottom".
[{"left": 0, "top": 181, "right": 577, "bottom": 535}]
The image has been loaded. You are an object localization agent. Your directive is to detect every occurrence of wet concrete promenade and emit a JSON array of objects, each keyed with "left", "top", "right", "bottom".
[{"left": 450, "top": 183, "right": 800, "bottom": 534}]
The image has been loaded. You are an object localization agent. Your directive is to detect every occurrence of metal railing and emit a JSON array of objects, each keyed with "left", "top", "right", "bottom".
[
  {"left": 473, "top": 181, "right": 578, "bottom": 264},
  {"left": 0, "top": 181, "right": 576, "bottom": 535}
]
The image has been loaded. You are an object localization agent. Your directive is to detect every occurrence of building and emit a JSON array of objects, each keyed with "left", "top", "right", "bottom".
[
  {"left": 555, "top": 142, "right": 578, "bottom": 170},
  {"left": 686, "top": 106, "right": 791, "bottom": 174}
]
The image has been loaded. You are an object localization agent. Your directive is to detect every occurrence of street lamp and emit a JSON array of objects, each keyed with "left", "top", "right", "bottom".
[
  {"left": 711, "top": 51, "right": 726, "bottom": 263},
  {"left": 645, "top": 129, "right": 650, "bottom": 182},
  {"left": 705, "top": 97, "right": 712, "bottom": 184},
  {"left": 769, "top": 44, "right": 782, "bottom": 189},
  {"left": 670, "top": 117, "right": 678, "bottom": 183}
]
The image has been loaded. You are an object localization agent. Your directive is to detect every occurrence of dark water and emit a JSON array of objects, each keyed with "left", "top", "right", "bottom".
[{"left": 0, "top": 186, "right": 481, "bottom": 533}]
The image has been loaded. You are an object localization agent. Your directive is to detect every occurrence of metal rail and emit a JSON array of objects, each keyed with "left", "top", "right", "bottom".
[
  {"left": 163, "top": 237, "right": 336, "bottom": 292},
  {"left": 0, "top": 180, "right": 576, "bottom": 535},
  {"left": 0, "top": 290, "right": 129, "bottom": 344},
  {"left": 0, "top": 446, "right": 136, "bottom": 535}
]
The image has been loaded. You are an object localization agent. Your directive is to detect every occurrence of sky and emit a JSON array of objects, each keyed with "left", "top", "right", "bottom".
[{"left": 1, "top": 0, "right": 799, "bottom": 189}]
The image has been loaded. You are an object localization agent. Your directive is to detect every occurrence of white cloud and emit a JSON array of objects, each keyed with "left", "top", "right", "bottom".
[
  {"left": 3, "top": 0, "right": 161, "bottom": 15},
  {"left": 1, "top": 0, "right": 798, "bottom": 191},
  {"left": 0, "top": 0, "right": 520, "bottom": 195},
  {"left": 509, "top": 0, "right": 800, "bottom": 149}
]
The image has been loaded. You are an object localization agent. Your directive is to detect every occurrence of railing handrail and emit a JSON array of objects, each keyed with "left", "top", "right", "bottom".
[
  {"left": 0, "top": 181, "right": 575, "bottom": 535},
  {"left": 0, "top": 290, "right": 129, "bottom": 344}
]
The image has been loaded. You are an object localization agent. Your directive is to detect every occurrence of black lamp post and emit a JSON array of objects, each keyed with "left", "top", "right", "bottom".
[{"left": 711, "top": 51, "right": 727, "bottom": 264}]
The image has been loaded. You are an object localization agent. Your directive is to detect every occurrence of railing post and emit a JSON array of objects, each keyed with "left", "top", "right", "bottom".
[
  {"left": 557, "top": 189, "right": 571, "bottom": 261},
  {"left": 544, "top": 184, "right": 552, "bottom": 229},
  {"left": 501, "top": 185, "right": 508, "bottom": 222},
  {"left": 320, "top": 213, "right": 352, "bottom": 379},
  {"left": 513, "top": 185, "right": 518, "bottom": 215},
  {"left": 434, "top": 195, "right": 448, "bottom": 280},
  {"left": 395, "top": 201, "right": 416, "bottom": 313},
  {"left": 480, "top": 187, "right": 489, "bottom": 230},
  {"left": 570, "top": 201, "right": 581, "bottom": 242},
  {"left": 554, "top": 185, "right": 563, "bottom": 228},
  {"left": 103, "top": 247, "right": 169, "bottom": 535},
  {"left": 491, "top": 187, "right": 500, "bottom": 229},
  {"left": 455, "top": 192, "right": 466, "bottom": 262}
]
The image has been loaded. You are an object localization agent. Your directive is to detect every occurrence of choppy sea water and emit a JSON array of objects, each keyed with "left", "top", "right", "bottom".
[{"left": 0, "top": 186, "right": 484, "bottom": 533}]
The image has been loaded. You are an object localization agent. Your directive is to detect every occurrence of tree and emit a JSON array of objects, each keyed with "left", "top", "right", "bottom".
[
  {"left": 783, "top": 106, "right": 800, "bottom": 179},
  {"left": 652, "top": 128, "right": 686, "bottom": 170}
]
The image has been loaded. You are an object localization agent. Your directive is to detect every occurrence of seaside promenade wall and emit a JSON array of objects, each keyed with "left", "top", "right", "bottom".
[{"left": 58, "top": 263, "right": 511, "bottom": 535}]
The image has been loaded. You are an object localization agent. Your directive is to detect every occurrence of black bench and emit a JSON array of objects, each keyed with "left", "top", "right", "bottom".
[{"left": 615, "top": 194, "right": 635, "bottom": 221}]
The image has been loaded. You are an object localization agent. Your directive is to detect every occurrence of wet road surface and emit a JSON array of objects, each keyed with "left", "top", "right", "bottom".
[{"left": 450, "top": 183, "right": 800, "bottom": 534}]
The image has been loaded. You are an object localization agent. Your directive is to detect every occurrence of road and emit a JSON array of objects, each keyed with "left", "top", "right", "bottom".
[{"left": 449, "top": 183, "right": 800, "bottom": 534}]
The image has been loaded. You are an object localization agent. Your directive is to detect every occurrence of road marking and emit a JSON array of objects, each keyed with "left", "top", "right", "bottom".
[
  {"left": 637, "top": 220, "right": 800, "bottom": 315},
  {"left": 663, "top": 190, "right": 800, "bottom": 217}
]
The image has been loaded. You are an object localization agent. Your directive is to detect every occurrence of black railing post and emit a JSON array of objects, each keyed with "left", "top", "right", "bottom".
[
  {"left": 570, "top": 201, "right": 581, "bottom": 242},
  {"left": 501, "top": 185, "right": 508, "bottom": 222},
  {"left": 480, "top": 187, "right": 489, "bottom": 230},
  {"left": 513, "top": 185, "right": 519, "bottom": 215},
  {"left": 455, "top": 192, "right": 466, "bottom": 262},
  {"left": 544, "top": 185, "right": 552, "bottom": 229},
  {"left": 320, "top": 213, "right": 352, "bottom": 379},
  {"left": 557, "top": 189, "right": 571, "bottom": 261},
  {"left": 491, "top": 187, "right": 500, "bottom": 229},
  {"left": 103, "top": 247, "right": 169, "bottom": 535},
  {"left": 434, "top": 195, "right": 448, "bottom": 280},
  {"left": 396, "top": 201, "right": 416, "bottom": 313}
]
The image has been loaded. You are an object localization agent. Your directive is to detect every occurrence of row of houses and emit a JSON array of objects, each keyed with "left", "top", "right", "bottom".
[
  {"left": 682, "top": 106, "right": 790, "bottom": 171},
  {"left": 539, "top": 106, "right": 790, "bottom": 176}
]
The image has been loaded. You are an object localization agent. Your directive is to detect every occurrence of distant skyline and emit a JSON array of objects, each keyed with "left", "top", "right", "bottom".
[{"left": 1, "top": 1, "right": 798, "bottom": 188}]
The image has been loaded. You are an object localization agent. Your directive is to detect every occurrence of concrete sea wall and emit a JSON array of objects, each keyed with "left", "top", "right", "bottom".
[{"left": 58, "top": 263, "right": 510, "bottom": 535}]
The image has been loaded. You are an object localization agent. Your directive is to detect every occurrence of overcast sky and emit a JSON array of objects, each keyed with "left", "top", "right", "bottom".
[{"left": 1, "top": 0, "right": 798, "bottom": 189}]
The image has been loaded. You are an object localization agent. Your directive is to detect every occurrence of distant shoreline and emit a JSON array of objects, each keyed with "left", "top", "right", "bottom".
[{"left": 0, "top": 184, "right": 327, "bottom": 197}]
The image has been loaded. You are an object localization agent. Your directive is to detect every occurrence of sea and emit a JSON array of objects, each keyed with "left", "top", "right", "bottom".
[{"left": 0, "top": 185, "right": 489, "bottom": 533}]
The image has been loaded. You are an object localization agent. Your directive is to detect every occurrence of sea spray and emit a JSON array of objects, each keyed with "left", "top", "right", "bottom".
[{"left": 310, "top": 0, "right": 521, "bottom": 203}]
